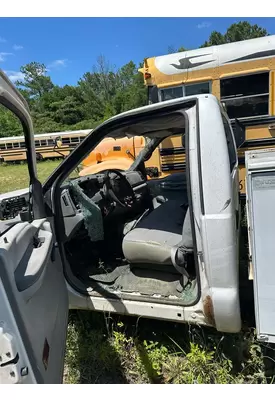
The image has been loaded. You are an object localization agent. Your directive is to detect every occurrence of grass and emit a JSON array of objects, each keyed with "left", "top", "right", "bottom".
[
  {"left": 1, "top": 160, "right": 275, "bottom": 383},
  {"left": 0, "top": 159, "right": 62, "bottom": 193},
  {"left": 64, "top": 311, "right": 275, "bottom": 384},
  {"left": 63, "top": 209, "right": 275, "bottom": 384}
]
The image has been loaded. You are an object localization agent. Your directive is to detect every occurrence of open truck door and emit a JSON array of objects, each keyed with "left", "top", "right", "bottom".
[{"left": 0, "top": 71, "right": 68, "bottom": 384}]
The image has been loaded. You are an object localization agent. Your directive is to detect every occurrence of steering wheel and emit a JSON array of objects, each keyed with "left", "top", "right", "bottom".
[{"left": 103, "top": 169, "right": 136, "bottom": 208}]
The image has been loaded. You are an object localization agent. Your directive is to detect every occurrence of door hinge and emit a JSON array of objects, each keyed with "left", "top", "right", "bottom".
[{"left": 0, "top": 325, "right": 22, "bottom": 384}]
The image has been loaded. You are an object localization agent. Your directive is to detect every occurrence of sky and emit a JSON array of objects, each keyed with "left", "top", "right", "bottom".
[{"left": 0, "top": 17, "right": 275, "bottom": 87}]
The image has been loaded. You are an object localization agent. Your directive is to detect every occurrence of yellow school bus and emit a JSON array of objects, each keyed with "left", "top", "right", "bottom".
[
  {"left": 0, "top": 129, "right": 91, "bottom": 162},
  {"left": 138, "top": 35, "right": 275, "bottom": 196}
]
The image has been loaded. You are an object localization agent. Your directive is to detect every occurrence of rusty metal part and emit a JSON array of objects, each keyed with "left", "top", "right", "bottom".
[{"left": 203, "top": 295, "right": 216, "bottom": 327}]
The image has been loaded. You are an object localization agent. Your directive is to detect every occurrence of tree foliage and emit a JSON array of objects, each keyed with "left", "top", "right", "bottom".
[
  {"left": 16, "top": 62, "right": 54, "bottom": 99},
  {"left": 200, "top": 21, "right": 268, "bottom": 47},
  {"left": 0, "top": 106, "right": 22, "bottom": 137},
  {"left": 0, "top": 21, "right": 269, "bottom": 137}
]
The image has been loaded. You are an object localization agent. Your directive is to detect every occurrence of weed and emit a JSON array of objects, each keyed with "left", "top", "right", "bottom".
[{"left": 64, "top": 311, "right": 275, "bottom": 384}]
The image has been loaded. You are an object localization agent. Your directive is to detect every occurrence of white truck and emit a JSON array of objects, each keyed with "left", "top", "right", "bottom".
[{"left": 0, "top": 69, "right": 254, "bottom": 384}]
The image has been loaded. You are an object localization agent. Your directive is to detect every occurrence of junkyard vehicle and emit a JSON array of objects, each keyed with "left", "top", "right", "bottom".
[
  {"left": 0, "top": 70, "right": 246, "bottom": 383},
  {"left": 0, "top": 129, "right": 91, "bottom": 162}
]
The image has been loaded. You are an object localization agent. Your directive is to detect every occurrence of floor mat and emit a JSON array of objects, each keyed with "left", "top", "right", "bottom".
[
  {"left": 78, "top": 263, "right": 198, "bottom": 303},
  {"left": 114, "top": 268, "right": 183, "bottom": 297},
  {"left": 78, "top": 262, "right": 129, "bottom": 284}
]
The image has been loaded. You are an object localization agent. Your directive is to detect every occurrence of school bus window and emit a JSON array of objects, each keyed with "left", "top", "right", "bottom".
[
  {"left": 71, "top": 137, "right": 80, "bottom": 143},
  {"left": 160, "top": 82, "right": 210, "bottom": 101},
  {"left": 160, "top": 86, "right": 183, "bottom": 101},
  {"left": 35, "top": 140, "right": 40, "bottom": 147},
  {"left": 220, "top": 72, "right": 269, "bottom": 119},
  {"left": 185, "top": 82, "right": 210, "bottom": 96},
  {"left": 0, "top": 144, "right": 6, "bottom": 150},
  {"left": 62, "top": 138, "right": 70, "bottom": 144},
  {"left": 13, "top": 142, "right": 19, "bottom": 148},
  {"left": 6, "top": 143, "right": 12, "bottom": 149},
  {"left": 41, "top": 140, "right": 47, "bottom": 146},
  {"left": 19, "top": 142, "right": 25, "bottom": 148}
]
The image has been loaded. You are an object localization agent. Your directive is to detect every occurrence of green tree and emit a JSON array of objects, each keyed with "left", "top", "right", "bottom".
[
  {"left": 178, "top": 46, "right": 188, "bottom": 52},
  {"left": 78, "top": 58, "right": 146, "bottom": 121},
  {"left": 41, "top": 85, "right": 85, "bottom": 125},
  {"left": 201, "top": 21, "right": 268, "bottom": 47},
  {"left": 113, "top": 61, "right": 147, "bottom": 114},
  {"left": 15, "top": 62, "right": 54, "bottom": 99},
  {"left": 224, "top": 21, "right": 268, "bottom": 42},
  {"left": 167, "top": 46, "right": 187, "bottom": 54},
  {"left": 78, "top": 56, "right": 119, "bottom": 121},
  {"left": 0, "top": 105, "right": 22, "bottom": 137},
  {"left": 201, "top": 31, "right": 225, "bottom": 47}
]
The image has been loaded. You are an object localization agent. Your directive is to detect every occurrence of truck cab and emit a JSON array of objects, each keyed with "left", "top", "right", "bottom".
[{"left": 0, "top": 70, "right": 241, "bottom": 383}]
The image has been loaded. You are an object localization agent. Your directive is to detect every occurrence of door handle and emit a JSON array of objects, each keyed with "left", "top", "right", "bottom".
[{"left": 15, "top": 230, "right": 53, "bottom": 293}]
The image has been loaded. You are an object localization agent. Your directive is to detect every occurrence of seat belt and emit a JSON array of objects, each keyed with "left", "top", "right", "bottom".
[
  {"left": 170, "top": 245, "right": 191, "bottom": 292},
  {"left": 170, "top": 204, "right": 193, "bottom": 292}
]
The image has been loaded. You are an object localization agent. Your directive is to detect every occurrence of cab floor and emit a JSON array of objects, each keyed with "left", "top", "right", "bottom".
[{"left": 75, "top": 261, "right": 198, "bottom": 303}]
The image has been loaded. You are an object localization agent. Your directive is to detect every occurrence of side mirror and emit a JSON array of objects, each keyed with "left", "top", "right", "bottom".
[{"left": 148, "top": 85, "right": 159, "bottom": 104}]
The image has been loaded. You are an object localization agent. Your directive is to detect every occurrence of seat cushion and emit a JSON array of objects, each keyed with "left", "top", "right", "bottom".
[{"left": 122, "top": 200, "right": 186, "bottom": 265}]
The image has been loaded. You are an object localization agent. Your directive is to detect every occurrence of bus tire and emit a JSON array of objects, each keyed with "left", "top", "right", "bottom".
[{"left": 36, "top": 153, "right": 43, "bottom": 162}]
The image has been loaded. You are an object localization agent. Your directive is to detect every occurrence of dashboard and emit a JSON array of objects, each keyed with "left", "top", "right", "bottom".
[
  {"left": 0, "top": 170, "right": 150, "bottom": 241},
  {"left": 62, "top": 170, "right": 148, "bottom": 211},
  {"left": 0, "top": 188, "right": 30, "bottom": 221},
  {"left": 60, "top": 170, "right": 150, "bottom": 240}
]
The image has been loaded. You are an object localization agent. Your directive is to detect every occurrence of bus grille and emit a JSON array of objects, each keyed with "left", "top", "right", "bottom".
[{"left": 159, "top": 147, "right": 186, "bottom": 172}]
